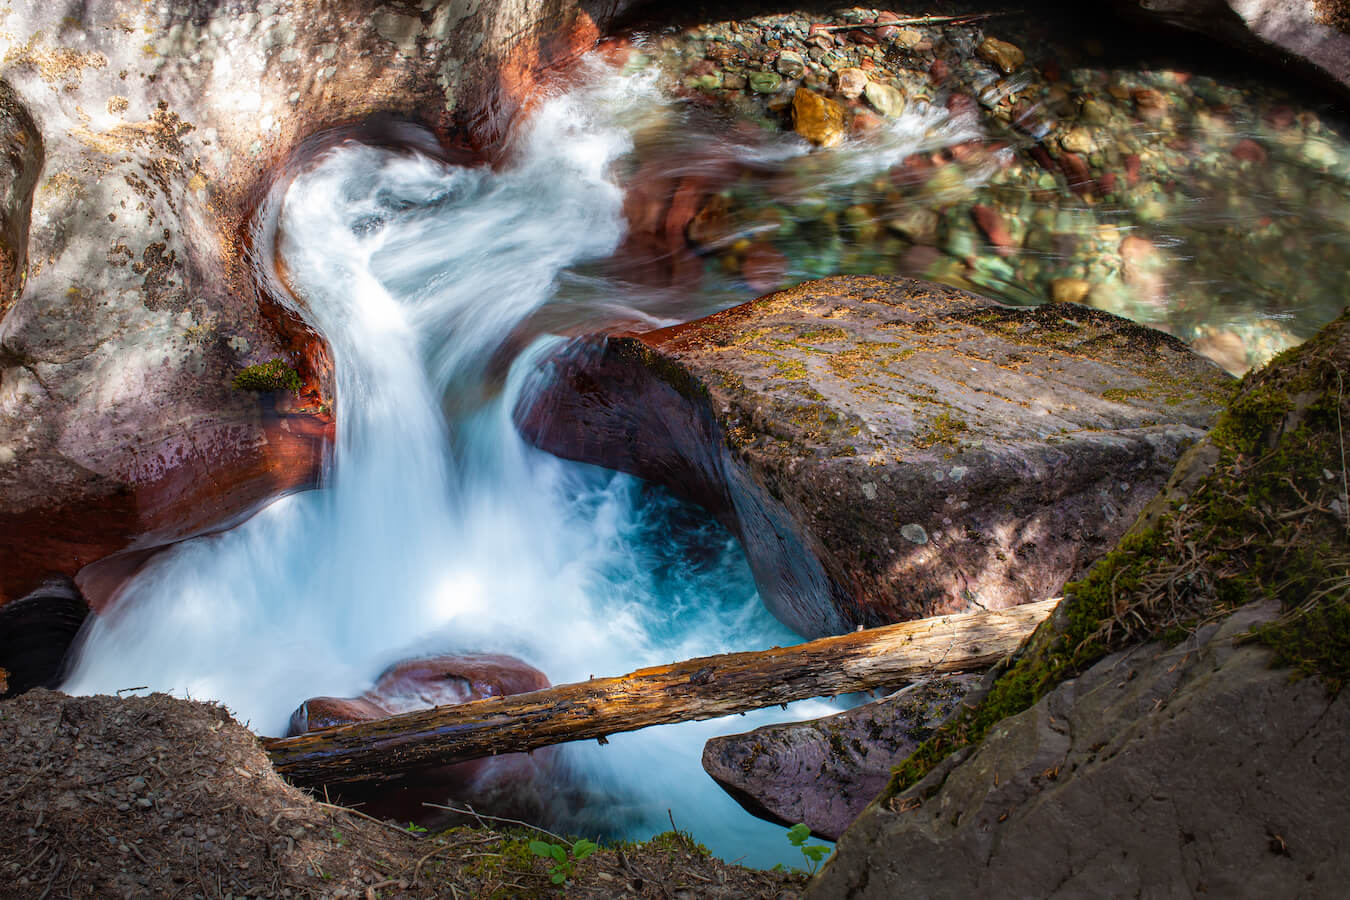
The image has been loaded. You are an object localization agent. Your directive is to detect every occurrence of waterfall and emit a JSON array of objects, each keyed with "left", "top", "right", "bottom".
[{"left": 61, "top": 63, "right": 866, "bottom": 867}]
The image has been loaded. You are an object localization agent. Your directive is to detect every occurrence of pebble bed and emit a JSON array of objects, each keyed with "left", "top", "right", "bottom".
[{"left": 605, "top": 5, "right": 1350, "bottom": 374}]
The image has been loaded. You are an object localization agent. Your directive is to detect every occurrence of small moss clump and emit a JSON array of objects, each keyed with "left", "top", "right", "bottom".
[
  {"left": 913, "top": 411, "right": 970, "bottom": 449},
  {"left": 232, "top": 358, "right": 301, "bottom": 393}
]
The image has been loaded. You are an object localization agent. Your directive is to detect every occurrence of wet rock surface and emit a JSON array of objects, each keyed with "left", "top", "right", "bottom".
[
  {"left": 703, "top": 674, "right": 979, "bottom": 840},
  {"left": 286, "top": 654, "right": 559, "bottom": 828},
  {"left": 0, "top": 0, "right": 635, "bottom": 608},
  {"left": 281, "top": 653, "right": 602, "bottom": 835},
  {"left": 518, "top": 275, "right": 1231, "bottom": 637},
  {"left": 809, "top": 601, "right": 1350, "bottom": 898},
  {"left": 286, "top": 653, "right": 551, "bottom": 735}
]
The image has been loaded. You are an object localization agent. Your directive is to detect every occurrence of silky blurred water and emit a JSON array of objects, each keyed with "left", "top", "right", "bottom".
[{"left": 62, "top": 63, "right": 873, "bottom": 869}]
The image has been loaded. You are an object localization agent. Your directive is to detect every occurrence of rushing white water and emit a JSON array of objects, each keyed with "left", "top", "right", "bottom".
[
  {"left": 64, "top": 55, "right": 983, "bottom": 865},
  {"left": 61, "top": 65, "right": 890, "bottom": 867}
]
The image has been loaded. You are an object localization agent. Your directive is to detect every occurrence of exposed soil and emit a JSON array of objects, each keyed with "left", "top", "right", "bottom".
[{"left": 0, "top": 690, "right": 800, "bottom": 899}]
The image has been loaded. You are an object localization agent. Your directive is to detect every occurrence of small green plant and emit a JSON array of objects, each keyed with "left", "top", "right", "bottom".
[
  {"left": 784, "top": 823, "right": 831, "bottom": 876},
  {"left": 528, "top": 837, "right": 597, "bottom": 885},
  {"left": 405, "top": 821, "right": 428, "bottom": 834},
  {"left": 232, "top": 358, "right": 301, "bottom": 393}
]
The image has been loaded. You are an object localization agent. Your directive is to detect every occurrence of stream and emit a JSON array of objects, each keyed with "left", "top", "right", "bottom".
[{"left": 62, "top": 7, "right": 1350, "bottom": 870}]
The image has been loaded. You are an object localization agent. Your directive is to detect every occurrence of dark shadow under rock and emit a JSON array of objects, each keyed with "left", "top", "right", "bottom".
[{"left": 0, "top": 576, "right": 88, "bottom": 698}]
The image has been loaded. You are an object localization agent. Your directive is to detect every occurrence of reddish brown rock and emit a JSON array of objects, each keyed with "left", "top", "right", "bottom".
[
  {"left": 740, "top": 243, "right": 789, "bottom": 294},
  {"left": 1125, "top": 153, "right": 1143, "bottom": 185},
  {"left": 1133, "top": 87, "right": 1168, "bottom": 120},
  {"left": 1058, "top": 152, "right": 1095, "bottom": 194},
  {"left": 612, "top": 147, "right": 741, "bottom": 289},
  {"left": 970, "top": 204, "right": 1015, "bottom": 257},
  {"left": 1266, "top": 104, "right": 1296, "bottom": 129},
  {"left": 287, "top": 653, "right": 550, "bottom": 734},
  {"left": 688, "top": 193, "right": 736, "bottom": 251},
  {"left": 516, "top": 276, "right": 1230, "bottom": 637},
  {"left": 945, "top": 92, "right": 976, "bottom": 116},
  {"left": 286, "top": 653, "right": 555, "bottom": 827},
  {"left": 1232, "top": 137, "right": 1268, "bottom": 163}
]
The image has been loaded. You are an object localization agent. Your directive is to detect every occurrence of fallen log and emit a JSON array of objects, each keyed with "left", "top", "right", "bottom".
[{"left": 263, "top": 599, "right": 1058, "bottom": 788}]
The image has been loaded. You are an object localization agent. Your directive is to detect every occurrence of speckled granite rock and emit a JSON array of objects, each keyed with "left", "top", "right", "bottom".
[{"left": 517, "top": 276, "right": 1231, "bottom": 637}]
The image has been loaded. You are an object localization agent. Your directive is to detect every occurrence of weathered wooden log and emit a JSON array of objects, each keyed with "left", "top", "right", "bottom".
[{"left": 263, "top": 599, "right": 1058, "bottom": 788}]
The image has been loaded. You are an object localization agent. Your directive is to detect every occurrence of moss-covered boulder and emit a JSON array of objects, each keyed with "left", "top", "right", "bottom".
[
  {"left": 517, "top": 276, "right": 1231, "bottom": 637},
  {"left": 810, "top": 308, "right": 1350, "bottom": 897}
]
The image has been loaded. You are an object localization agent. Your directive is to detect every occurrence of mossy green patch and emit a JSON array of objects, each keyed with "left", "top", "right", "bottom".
[
  {"left": 1255, "top": 587, "right": 1350, "bottom": 692},
  {"left": 232, "top": 358, "right": 301, "bottom": 393},
  {"left": 913, "top": 411, "right": 970, "bottom": 449}
]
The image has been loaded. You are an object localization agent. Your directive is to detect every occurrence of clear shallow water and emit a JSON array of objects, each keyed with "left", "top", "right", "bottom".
[{"left": 618, "top": 12, "right": 1350, "bottom": 374}]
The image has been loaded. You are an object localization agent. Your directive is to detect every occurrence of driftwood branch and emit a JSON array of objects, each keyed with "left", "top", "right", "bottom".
[{"left": 263, "top": 599, "right": 1058, "bottom": 788}]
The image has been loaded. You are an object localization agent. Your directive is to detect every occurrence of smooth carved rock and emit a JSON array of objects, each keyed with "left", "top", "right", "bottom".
[
  {"left": 286, "top": 653, "right": 555, "bottom": 827},
  {"left": 516, "top": 276, "right": 1231, "bottom": 637},
  {"left": 809, "top": 601, "right": 1350, "bottom": 897},
  {"left": 703, "top": 675, "right": 979, "bottom": 840},
  {"left": 0, "top": 0, "right": 632, "bottom": 608},
  {"left": 287, "top": 653, "right": 551, "bottom": 735}
]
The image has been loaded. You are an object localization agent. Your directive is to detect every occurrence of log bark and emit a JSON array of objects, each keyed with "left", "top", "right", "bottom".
[{"left": 263, "top": 599, "right": 1058, "bottom": 788}]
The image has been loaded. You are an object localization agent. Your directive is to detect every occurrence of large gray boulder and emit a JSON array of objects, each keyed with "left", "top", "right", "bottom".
[
  {"left": 809, "top": 601, "right": 1350, "bottom": 897},
  {"left": 518, "top": 276, "right": 1232, "bottom": 637},
  {"left": 812, "top": 303, "right": 1350, "bottom": 898}
]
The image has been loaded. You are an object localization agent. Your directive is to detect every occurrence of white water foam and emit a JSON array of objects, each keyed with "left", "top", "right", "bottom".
[{"left": 63, "top": 62, "right": 964, "bottom": 867}]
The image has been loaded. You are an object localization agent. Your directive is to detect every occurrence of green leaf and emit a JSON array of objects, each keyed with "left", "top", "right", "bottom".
[
  {"left": 529, "top": 840, "right": 554, "bottom": 858},
  {"left": 802, "top": 845, "right": 830, "bottom": 862},
  {"left": 786, "top": 823, "right": 811, "bottom": 846},
  {"left": 772, "top": 863, "right": 786, "bottom": 872},
  {"left": 550, "top": 844, "right": 568, "bottom": 864},
  {"left": 573, "top": 839, "right": 598, "bottom": 860},
  {"left": 551, "top": 872, "right": 567, "bottom": 884}
]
